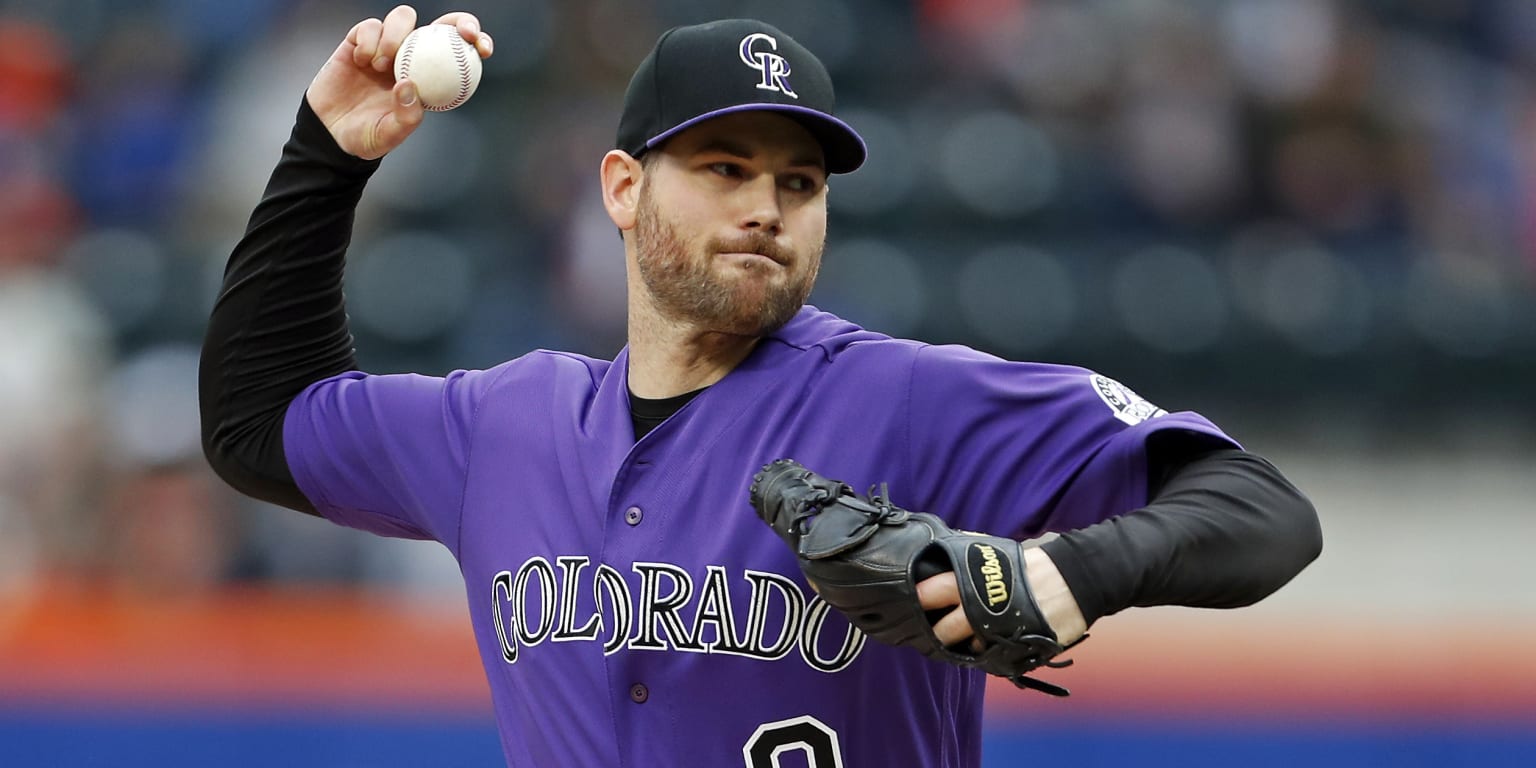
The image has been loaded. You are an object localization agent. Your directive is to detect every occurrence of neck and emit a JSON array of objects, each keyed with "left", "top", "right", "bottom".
[{"left": 626, "top": 305, "right": 761, "bottom": 399}]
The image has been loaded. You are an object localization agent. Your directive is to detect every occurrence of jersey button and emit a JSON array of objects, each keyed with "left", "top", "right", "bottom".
[
  {"left": 624, "top": 506, "right": 643, "bottom": 526},
  {"left": 629, "top": 683, "right": 649, "bottom": 703}
]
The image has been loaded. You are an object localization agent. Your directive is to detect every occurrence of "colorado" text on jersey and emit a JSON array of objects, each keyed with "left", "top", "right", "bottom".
[{"left": 489, "top": 556, "right": 867, "bottom": 674}]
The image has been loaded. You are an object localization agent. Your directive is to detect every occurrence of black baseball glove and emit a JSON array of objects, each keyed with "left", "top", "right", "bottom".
[{"left": 749, "top": 458, "right": 1082, "bottom": 696}]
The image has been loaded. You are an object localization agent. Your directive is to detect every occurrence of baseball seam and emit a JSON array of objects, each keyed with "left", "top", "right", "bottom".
[
  {"left": 398, "top": 32, "right": 417, "bottom": 83},
  {"left": 422, "top": 29, "right": 473, "bottom": 112}
]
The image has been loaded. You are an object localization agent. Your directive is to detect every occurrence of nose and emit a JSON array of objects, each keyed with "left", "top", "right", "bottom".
[{"left": 738, "top": 175, "right": 783, "bottom": 235}]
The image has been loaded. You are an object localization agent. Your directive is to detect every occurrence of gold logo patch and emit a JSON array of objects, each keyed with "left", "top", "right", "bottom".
[{"left": 969, "top": 543, "right": 1011, "bottom": 614}]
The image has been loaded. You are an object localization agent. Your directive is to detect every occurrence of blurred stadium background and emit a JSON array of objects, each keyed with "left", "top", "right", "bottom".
[{"left": 1, "top": 0, "right": 1533, "bottom": 765}]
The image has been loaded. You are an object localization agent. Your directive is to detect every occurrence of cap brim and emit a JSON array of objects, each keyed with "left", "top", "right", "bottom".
[{"left": 645, "top": 103, "right": 867, "bottom": 174}]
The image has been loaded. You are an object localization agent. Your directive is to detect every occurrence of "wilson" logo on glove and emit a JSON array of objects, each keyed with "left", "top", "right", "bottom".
[{"left": 968, "top": 542, "right": 1013, "bottom": 615}]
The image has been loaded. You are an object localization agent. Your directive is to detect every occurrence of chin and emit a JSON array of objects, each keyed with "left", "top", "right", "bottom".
[
  {"left": 730, "top": 302, "right": 801, "bottom": 337},
  {"left": 691, "top": 295, "right": 783, "bottom": 337}
]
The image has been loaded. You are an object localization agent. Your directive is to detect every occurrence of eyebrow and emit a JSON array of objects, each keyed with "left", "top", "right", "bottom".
[{"left": 695, "top": 138, "right": 826, "bottom": 172}]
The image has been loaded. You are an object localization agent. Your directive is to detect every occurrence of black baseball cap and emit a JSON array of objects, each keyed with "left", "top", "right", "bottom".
[{"left": 615, "top": 19, "right": 867, "bottom": 174}]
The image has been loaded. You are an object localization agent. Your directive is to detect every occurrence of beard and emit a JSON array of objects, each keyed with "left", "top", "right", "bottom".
[{"left": 633, "top": 185, "right": 820, "bottom": 337}]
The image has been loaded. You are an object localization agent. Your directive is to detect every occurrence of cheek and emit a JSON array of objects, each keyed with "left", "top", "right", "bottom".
[
  {"left": 671, "top": 201, "right": 725, "bottom": 249},
  {"left": 645, "top": 196, "right": 705, "bottom": 254},
  {"left": 793, "top": 204, "right": 828, "bottom": 250}
]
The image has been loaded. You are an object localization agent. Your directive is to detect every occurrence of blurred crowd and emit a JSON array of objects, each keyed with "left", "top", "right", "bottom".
[{"left": 1, "top": 0, "right": 1533, "bottom": 599}]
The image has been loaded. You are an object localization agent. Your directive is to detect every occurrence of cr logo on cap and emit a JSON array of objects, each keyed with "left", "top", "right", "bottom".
[{"left": 739, "top": 33, "right": 797, "bottom": 99}]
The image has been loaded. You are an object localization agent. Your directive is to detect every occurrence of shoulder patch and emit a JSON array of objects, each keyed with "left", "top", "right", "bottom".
[{"left": 1089, "top": 374, "right": 1168, "bottom": 426}]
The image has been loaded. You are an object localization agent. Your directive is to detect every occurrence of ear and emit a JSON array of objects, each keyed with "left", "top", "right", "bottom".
[{"left": 601, "top": 150, "right": 644, "bottom": 232}]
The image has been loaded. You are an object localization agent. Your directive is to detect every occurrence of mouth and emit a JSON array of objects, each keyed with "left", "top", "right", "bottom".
[
  {"left": 718, "top": 250, "right": 787, "bottom": 267},
  {"left": 712, "top": 234, "right": 789, "bottom": 267}
]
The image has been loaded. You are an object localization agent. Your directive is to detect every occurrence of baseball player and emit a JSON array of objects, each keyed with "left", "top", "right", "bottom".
[{"left": 200, "top": 8, "right": 1322, "bottom": 767}]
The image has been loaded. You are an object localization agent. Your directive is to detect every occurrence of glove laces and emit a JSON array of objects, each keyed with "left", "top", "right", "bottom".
[{"left": 864, "top": 483, "right": 910, "bottom": 525}]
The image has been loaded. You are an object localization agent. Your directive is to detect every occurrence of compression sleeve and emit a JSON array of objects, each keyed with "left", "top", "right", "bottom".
[
  {"left": 1039, "top": 445, "right": 1323, "bottom": 626},
  {"left": 199, "top": 97, "right": 380, "bottom": 513}
]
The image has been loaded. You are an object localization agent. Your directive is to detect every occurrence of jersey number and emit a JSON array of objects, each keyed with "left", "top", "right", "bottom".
[{"left": 742, "top": 715, "right": 844, "bottom": 768}]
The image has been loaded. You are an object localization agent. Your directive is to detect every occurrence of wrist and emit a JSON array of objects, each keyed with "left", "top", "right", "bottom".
[
  {"left": 1023, "top": 546, "right": 1088, "bottom": 646},
  {"left": 295, "top": 95, "right": 385, "bottom": 174}
]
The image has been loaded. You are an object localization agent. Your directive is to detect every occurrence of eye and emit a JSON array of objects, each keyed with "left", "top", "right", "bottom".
[
  {"left": 783, "top": 173, "right": 824, "bottom": 193},
  {"left": 709, "top": 162, "right": 743, "bottom": 178}
]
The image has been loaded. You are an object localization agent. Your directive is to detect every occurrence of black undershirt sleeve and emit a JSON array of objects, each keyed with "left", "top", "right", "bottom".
[
  {"left": 199, "top": 97, "right": 379, "bottom": 515},
  {"left": 1039, "top": 431, "right": 1323, "bottom": 626}
]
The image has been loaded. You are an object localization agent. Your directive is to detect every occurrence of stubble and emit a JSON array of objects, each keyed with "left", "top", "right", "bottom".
[{"left": 633, "top": 184, "right": 820, "bottom": 337}]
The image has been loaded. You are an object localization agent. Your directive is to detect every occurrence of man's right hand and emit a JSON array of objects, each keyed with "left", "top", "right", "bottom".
[{"left": 305, "top": 5, "right": 493, "bottom": 160}]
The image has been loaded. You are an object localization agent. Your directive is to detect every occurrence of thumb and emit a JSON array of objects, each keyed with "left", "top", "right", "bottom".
[
  {"left": 396, "top": 79, "right": 420, "bottom": 110},
  {"left": 392, "top": 79, "right": 425, "bottom": 128},
  {"left": 371, "top": 79, "right": 425, "bottom": 154}
]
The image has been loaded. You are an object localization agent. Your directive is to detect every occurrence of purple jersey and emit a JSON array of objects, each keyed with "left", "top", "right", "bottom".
[{"left": 282, "top": 307, "right": 1234, "bottom": 767}]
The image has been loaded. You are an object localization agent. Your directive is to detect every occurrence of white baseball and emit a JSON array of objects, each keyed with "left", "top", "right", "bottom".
[{"left": 394, "top": 25, "right": 482, "bottom": 111}]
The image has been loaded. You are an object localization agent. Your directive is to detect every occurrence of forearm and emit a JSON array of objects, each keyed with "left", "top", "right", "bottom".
[
  {"left": 198, "top": 96, "right": 380, "bottom": 513},
  {"left": 1038, "top": 449, "right": 1322, "bottom": 627}
]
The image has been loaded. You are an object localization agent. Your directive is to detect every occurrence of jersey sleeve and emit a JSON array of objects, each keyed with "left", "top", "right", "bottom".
[
  {"left": 282, "top": 366, "right": 498, "bottom": 551},
  {"left": 905, "top": 344, "right": 1238, "bottom": 537}
]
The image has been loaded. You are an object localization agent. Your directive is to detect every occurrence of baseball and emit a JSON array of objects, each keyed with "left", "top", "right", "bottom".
[{"left": 394, "top": 25, "right": 481, "bottom": 111}]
